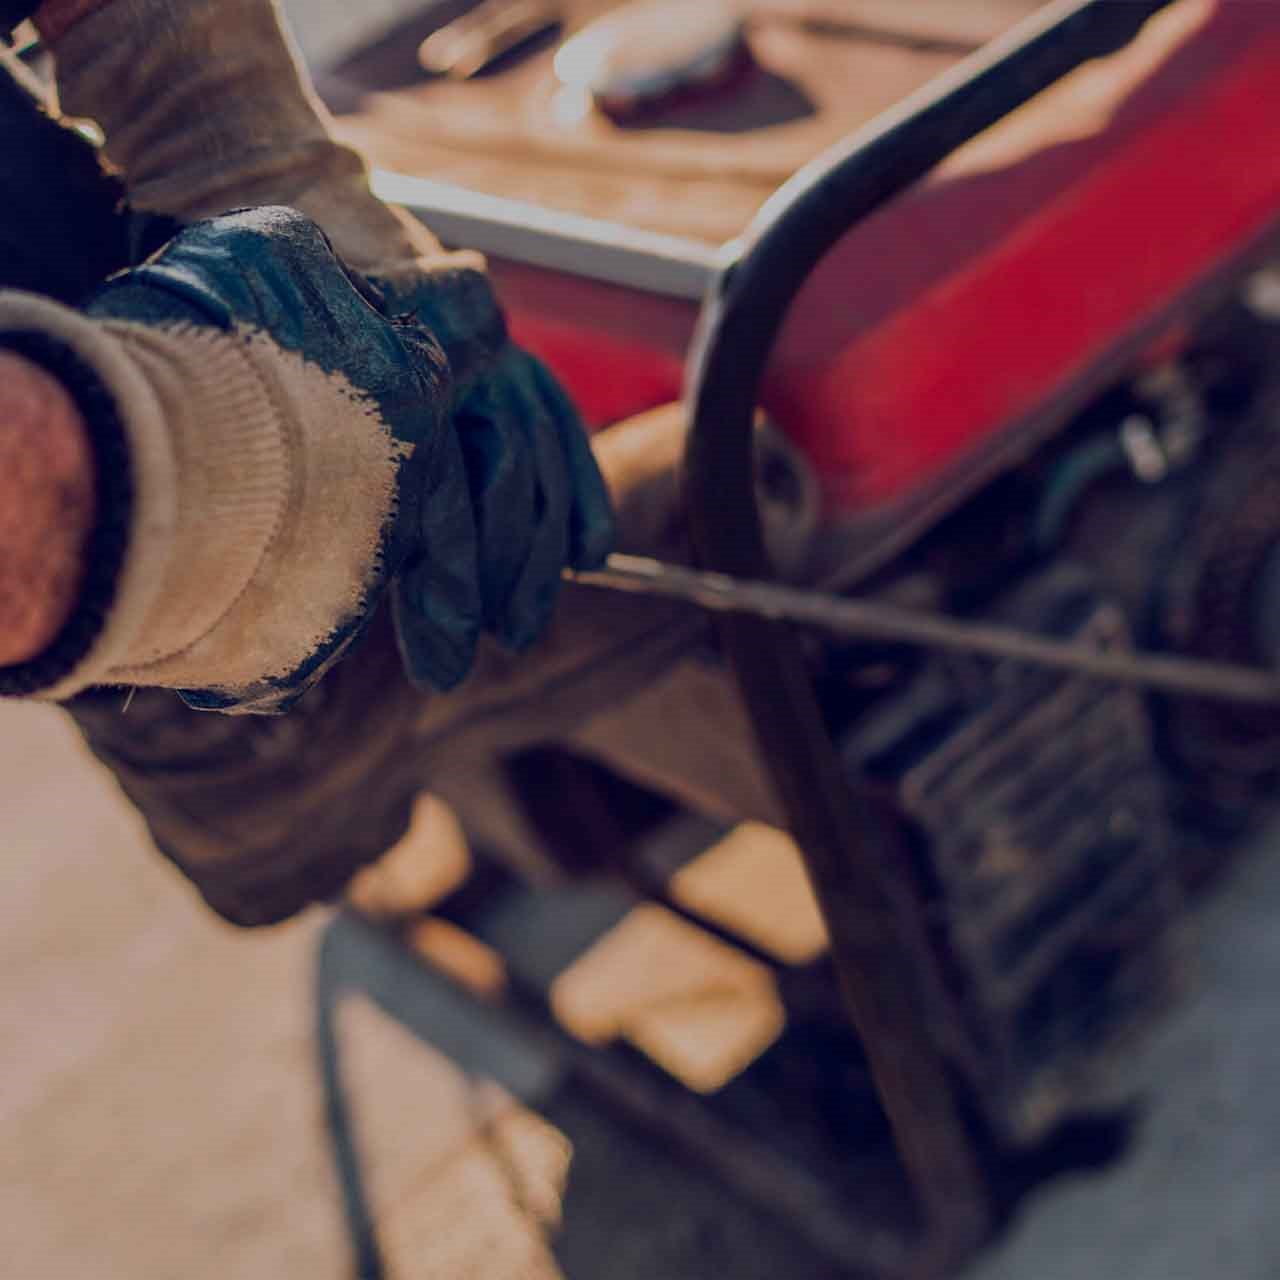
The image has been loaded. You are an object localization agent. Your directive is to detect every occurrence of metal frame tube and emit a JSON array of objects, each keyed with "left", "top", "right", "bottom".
[
  {"left": 373, "top": 168, "right": 721, "bottom": 300},
  {"left": 682, "top": 1, "right": 1182, "bottom": 1271}
]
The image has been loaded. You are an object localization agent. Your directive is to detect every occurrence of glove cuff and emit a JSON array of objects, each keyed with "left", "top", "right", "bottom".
[
  {"left": 0, "top": 291, "right": 290, "bottom": 698},
  {"left": 106, "top": 322, "right": 411, "bottom": 709},
  {"left": 0, "top": 292, "right": 414, "bottom": 704}
]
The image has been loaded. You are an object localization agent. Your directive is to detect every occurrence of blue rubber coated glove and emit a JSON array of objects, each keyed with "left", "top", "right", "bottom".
[
  {"left": 372, "top": 260, "right": 616, "bottom": 662},
  {"left": 81, "top": 207, "right": 485, "bottom": 711}
]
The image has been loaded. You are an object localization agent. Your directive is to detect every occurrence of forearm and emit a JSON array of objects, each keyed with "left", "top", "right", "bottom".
[
  {"left": 0, "top": 349, "right": 96, "bottom": 664},
  {"left": 35, "top": 0, "right": 441, "bottom": 276}
]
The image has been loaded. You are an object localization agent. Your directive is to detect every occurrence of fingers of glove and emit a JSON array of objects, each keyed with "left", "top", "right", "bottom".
[
  {"left": 391, "top": 555, "right": 482, "bottom": 690},
  {"left": 527, "top": 355, "right": 616, "bottom": 570},
  {"left": 385, "top": 318, "right": 452, "bottom": 437},
  {"left": 372, "top": 263, "right": 507, "bottom": 391},
  {"left": 390, "top": 428, "right": 484, "bottom": 690},
  {"left": 452, "top": 385, "right": 538, "bottom": 630},
  {"left": 491, "top": 389, "right": 574, "bottom": 653}
]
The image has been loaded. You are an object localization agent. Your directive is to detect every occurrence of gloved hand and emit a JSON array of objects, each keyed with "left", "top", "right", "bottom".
[
  {"left": 37, "top": 0, "right": 613, "bottom": 699},
  {"left": 374, "top": 257, "right": 615, "bottom": 657},
  {"left": 0, "top": 207, "right": 489, "bottom": 711}
]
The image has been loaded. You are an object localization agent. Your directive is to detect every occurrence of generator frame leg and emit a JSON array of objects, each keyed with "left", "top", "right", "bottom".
[{"left": 683, "top": 1, "right": 1181, "bottom": 1270}]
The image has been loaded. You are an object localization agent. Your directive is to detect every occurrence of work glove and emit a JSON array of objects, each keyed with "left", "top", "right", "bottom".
[
  {"left": 374, "top": 257, "right": 615, "bottom": 654},
  {"left": 41, "top": 0, "right": 613, "bottom": 694},
  {"left": 0, "top": 206, "right": 489, "bottom": 712}
]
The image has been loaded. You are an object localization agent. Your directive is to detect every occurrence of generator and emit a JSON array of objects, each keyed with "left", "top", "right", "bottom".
[
  {"left": 301, "top": 2, "right": 1280, "bottom": 1273},
  {"left": 28, "top": 0, "right": 1269, "bottom": 1274}
]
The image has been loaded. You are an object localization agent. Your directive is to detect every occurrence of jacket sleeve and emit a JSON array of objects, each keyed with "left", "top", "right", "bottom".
[{"left": 47, "top": 0, "right": 443, "bottom": 277}]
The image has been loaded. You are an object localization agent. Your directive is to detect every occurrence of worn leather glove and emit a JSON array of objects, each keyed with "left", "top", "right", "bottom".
[
  {"left": 0, "top": 206, "right": 491, "bottom": 711},
  {"left": 376, "top": 258, "right": 615, "bottom": 653}
]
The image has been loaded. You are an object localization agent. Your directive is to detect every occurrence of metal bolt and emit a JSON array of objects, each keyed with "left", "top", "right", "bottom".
[
  {"left": 1244, "top": 266, "right": 1280, "bottom": 322},
  {"left": 1120, "top": 414, "right": 1168, "bottom": 484}
]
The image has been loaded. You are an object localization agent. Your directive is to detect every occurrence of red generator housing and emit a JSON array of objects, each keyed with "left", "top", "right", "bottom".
[{"left": 316, "top": 3, "right": 1280, "bottom": 1275}]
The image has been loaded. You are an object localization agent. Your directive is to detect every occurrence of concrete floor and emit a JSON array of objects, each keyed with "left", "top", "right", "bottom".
[
  {"left": 5, "top": 694, "right": 1280, "bottom": 1279},
  {"left": 0, "top": 700, "right": 570, "bottom": 1280},
  {"left": 969, "top": 825, "right": 1280, "bottom": 1280}
]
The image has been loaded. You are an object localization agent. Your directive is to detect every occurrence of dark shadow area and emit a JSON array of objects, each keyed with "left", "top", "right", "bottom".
[
  {"left": 774, "top": 15, "right": 980, "bottom": 57},
  {"left": 971, "top": 1092, "right": 1142, "bottom": 1235},
  {"left": 309, "top": 3, "right": 814, "bottom": 133},
  {"left": 333, "top": 0, "right": 473, "bottom": 92},
  {"left": 314, "top": 862, "right": 1147, "bottom": 1278},
  {"left": 547, "top": 1086, "right": 846, "bottom": 1280},
  {"left": 613, "top": 67, "right": 815, "bottom": 135},
  {"left": 312, "top": 0, "right": 560, "bottom": 116},
  {"left": 315, "top": 909, "right": 850, "bottom": 1279},
  {"left": 995, "top": 1108, "right": 1142, "bottom": 1236}
]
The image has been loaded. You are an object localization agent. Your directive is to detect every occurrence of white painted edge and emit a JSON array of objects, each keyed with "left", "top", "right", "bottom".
[{"left": 371, "top": 168, "right": 724, "bottom": 301}]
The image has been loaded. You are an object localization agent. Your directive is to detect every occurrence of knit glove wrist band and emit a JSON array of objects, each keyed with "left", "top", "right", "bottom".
[{"left": 0, "top": 289, "right": 403, "bottom": 702}]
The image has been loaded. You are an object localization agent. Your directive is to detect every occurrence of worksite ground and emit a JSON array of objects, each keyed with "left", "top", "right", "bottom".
[{"left": 4, "top": 696, "right": 1279, "bottom": 1279}]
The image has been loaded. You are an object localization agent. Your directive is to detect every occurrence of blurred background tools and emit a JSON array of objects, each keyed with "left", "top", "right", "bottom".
[{"left": 419, "top": 0, "right": 561, "bottom": 78}]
